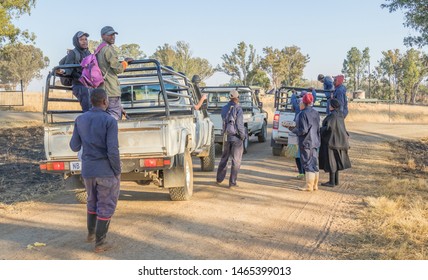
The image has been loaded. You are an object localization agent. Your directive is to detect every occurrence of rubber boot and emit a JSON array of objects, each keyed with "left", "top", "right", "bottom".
[
  {"left": 335, "top": 171, "right": 339, "bottom": 186},
  {"left": 313, "top": 172, "right": 319, "bottom": 191},
  {"left": 321, "top": 171, "right": 335, "bottom": 187},
  {"left": 86, "top": 213, "right": 97, "bottom": 243},
  {"left": 298, "top": 172, "right": 315, "bottom": 191},
  {"left": 94, "top": 219, "right": 112, "bottom": 253}
]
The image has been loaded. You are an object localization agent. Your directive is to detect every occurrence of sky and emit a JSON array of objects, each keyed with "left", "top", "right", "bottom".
[{"left": 12, "top": 0, "right": 422, "bottom": 91}]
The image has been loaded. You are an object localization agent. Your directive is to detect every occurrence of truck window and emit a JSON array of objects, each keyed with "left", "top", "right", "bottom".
[{"left": 121, "top": 84, "right": 179, "bottom": 103}]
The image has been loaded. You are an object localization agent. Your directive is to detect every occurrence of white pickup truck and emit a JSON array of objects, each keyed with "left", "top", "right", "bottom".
[
  {"left": 39, "top": 59, "right": 214, "bottom": 201},
  {"left": 271, "top": 86, "right": 329, "bottom": 156},
  {"left": 200, "top": 86, "right": 268, "bottom": 154}
]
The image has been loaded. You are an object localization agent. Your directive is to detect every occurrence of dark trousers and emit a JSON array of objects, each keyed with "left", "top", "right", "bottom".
[
  {"left": 83, "top": 175, "right": 120, "bottom": 219},
  {"left": 300, "top": 147, "right": 319, "bottom": 173},
  {"left": 216, "top": 140, "right": 244, "bottom": 186},
  {"left": 106, "top": 97, "right": 122, "bottom": 120},
  {"left": 72, "top": 84, "right": 91, "bottom": 112}
]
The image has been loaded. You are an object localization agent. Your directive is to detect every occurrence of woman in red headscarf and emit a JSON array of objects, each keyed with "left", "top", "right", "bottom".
[{"left": 289, "top": 93, "right": 321, "bottom": 191}]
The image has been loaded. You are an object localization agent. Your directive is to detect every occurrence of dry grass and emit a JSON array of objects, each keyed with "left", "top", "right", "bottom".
[
  {"left": 4, "top": 91, "right": 80, "bottom": 112},
  {"left": 350, "top": 138, "right": 428, "bottom": 260},
  {"left": 347, "top": 102, "right": 428, "bottom": 123}
]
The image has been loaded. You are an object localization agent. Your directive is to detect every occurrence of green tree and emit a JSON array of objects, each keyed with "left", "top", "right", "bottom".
[
  {"left": 0, "top": 42, "right": 49, "bottom": 90},
  {"left": 0, "top": 0, "right": 36, "bottom": 45},
  {"left": 247, "top": 68, "right": 270, "bottom": 90},
  {"left": 217, "top": 41, "right": 257, "bottom": 85},
  {"left": 376, "top": 49, "right": 403, "bottom": 101},
  {"left": 261, "top": 46, "right": 309, "bottom": 89},
  {"left": 382, "top": 0, "right": 428, "bottom": 47},
  {"left": 151, "top": 41, "right": 214, "bottom": 81},
  {"left": 400, "top": 49, "right": 428, "bottom": 103},
  {"left": 342, "top": 47, "right": 370, "bottom": 92},
  {"left": 118, "top": 43, "right": 146, "bottom": 60}
]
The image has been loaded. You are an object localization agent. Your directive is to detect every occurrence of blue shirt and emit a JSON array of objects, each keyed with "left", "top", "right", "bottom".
[
  {"left": 70, "top": 107, "right": 121, "bottom": 178},
  {"left": 221, "top": 101, "right": 245, "bottom": 142},
  {"left": 292, "top": 106, "right": 320, "bottom": 149},
  {"left": 333, "top": 84, "right": 348, "bottom": 118}
]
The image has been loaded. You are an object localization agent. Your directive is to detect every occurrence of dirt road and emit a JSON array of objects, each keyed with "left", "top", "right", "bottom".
[{"left": 0, "top": 122, "right": 427, "bottom": 260}]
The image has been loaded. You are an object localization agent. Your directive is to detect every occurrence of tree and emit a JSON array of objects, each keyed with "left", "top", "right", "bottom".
[
  {"left": 118, "top": 44, "right": 146, "bottom": 60},
  {"left": 0, "top": 42, "right": 49, "bottom": 90},
  {"left": 0, "top": 0, "right": 36, "bottom": 45},
  {"left": 260, "top": 46, "right": 309, "bottom": 89},
  {"left": 247, "top": 68, "right": 270, "bottom": 90},
  {"left": 217, "top": 42, "right": 258, "bottom": 85},
  {"left": 400, "top": 49, "right": 428, "bottom": 103},
  {"left": 342, "top": 47, "right": 370, "bottom": 92},
  {"left": 376, "top": 49, "right": 403, "bottom": 101},
  {"left": 151, "top": 41, "right": 214, "bottom": 81},
  {"left": 382, "top": 0, "right": 428, "bottom": 47}
]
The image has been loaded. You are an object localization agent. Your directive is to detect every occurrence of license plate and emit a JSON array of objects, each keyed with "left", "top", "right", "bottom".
[{"left": 70, "top": 161, "right": 82, "bottom": 171}]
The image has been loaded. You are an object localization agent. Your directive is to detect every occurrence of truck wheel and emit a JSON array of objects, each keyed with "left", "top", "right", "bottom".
[
  {"left": 169, "top": 151, "right": 193, "bottom": 201},
  {"left": 201, "top": 128, "right": 215, "bottom": 171},
  {"left": 258, "top": 121, "right": 267, "bottom": 143},
  {"left": 136, "top": 180, "right": 151, "bottom": 185},
  {"left": 64, "top": 175, "right": 84, "bottom": 189},
  {"left": 272, "top": 145, "right": 283, "bottom": 156},
  {"left": 243, "top": 127, "right": 249, "bottom": 154},
  {"left": 74, "top": 189, "right": 87, "bottom": 204}
]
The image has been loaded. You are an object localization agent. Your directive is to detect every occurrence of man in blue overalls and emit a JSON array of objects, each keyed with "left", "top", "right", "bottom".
[
  {"left": 216, "top": 90, "right": 246, "bottom": 188},
  {"left": 70, "top": 88, "right": 121, "bottom": 253},
  {"left": 318, "top": 74, "right": 334, "bottom": 114}
]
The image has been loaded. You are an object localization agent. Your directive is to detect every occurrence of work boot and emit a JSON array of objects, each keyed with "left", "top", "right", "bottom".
[
  {"left": 335, "top": 171, "right": 339, "bottom": 186},
  {"left": 321, "top": 171, "right": 335, "bottom": 187},
  {"left": 94, "top": 219, "right": 112, "bottom": 253},
  {"left": 86, "top": 212, "right": 97, "bottom": 243},
  {"left": 313, "top": 172, "right": 319, "bottom": 191},
  {"left": 298, "top": 172, "right": 315, "bottom": 191}
]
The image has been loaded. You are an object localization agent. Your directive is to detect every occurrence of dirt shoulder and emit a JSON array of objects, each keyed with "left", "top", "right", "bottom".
[{"left": 0, "top": 122, "right": 427, "bottom": 260}]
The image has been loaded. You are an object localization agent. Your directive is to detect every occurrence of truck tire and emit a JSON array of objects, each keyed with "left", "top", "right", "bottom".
[
  {"left": 169, "top": 151, "right": 193, "bottom": 201},
  {"left": 243, "top": 127, "right": 249, "bottom": 154},
  {"left": 201, "top": 128, "right": 215, "bottom": 171},
  {"left": 64, "top": 175, "right": 84, "bottom": 189},
  {"left": 272, "top": 145, "right": 283, "bottom": 156},
  {"left": 74, "top": 189, "right": 87, "bottom": 204},
  {"left": 258, "top": 121, "right": 267, "bottom": 143},
  {"left": 136, "top": 180, "right": 151, "bottom": 185}
]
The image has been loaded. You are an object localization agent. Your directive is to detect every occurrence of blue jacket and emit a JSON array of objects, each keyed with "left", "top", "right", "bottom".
[
  {"left": 221, "top": 101, "right": 245, "bottom": 142},
  {"left": 333, "top": 84, "right": 348, "bottom": 118},
  {"left": 70, "top": 107, "right": 121, "bottom": 178},
  {"left": 323, "top": 76, "right": 334, "bottom": 98},
  {"left": 292, "top": 106, "right": 320, "bottom": 149}
]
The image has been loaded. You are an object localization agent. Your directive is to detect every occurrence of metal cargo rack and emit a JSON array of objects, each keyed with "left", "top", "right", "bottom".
[
  {"left": 274, "top": 86, "right": 333, "bottom": 114},
  {"left": 43, "top": 59, "right": 196, "bottom": 124}
]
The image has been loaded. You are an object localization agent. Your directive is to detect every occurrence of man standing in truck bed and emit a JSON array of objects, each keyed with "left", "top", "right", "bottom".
[
  {"left": 96, "top": 26, "right": 132, "bottom": 120},
  {"left": 69, "top": 88, "right": 121, "bottom": 253}
]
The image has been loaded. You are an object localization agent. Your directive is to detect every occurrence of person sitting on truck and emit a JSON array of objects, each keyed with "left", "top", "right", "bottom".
[
  {"left": 57, "top": 31, "right": 92, "bottom": 112},
  {"left": 69, "top": 88, "right": 121, "bottom": 253},
  {"left": 318, "top": 74, "right": 334, "bottom": 113},
  {"left": 289, "top": 93, "right": 320, "bottom": 191},
  {"left": 96, "top": 26, "right": 133, "bottom": 120},
  {"left": 216, "top": 90, "right": 245, "bottom": 188}
]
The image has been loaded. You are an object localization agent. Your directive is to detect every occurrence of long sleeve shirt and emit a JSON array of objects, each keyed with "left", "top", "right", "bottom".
[
  {"left": 333, "top": 84, "right": 348, "bottom": 118},
  {"left": 70, "top": 107, "right": 121, "bottom": 178},
  {"left": 96, "top": 44, "right": 126, "bottom": 97},
  {"left": 292, "top": 106, "right": 320, "bottom": 149},
  {"left": 221, "top": 101, "right": 245, "bottom": 142}
]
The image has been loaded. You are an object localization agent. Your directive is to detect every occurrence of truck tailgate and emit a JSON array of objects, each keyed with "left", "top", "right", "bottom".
[{"left": 44, "top": 121, "right": 167, "bottom": 160}]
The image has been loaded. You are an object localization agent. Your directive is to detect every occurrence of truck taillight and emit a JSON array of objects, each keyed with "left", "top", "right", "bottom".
[
  {"left": 273, "top": 113, "right": 280, "bottom": 130},
  {"left": 141, "top": 158, "right": 171, "bottom": 168},
  {"left": 40, "top": 163, "right": 47, "bottom": 170},
  {"left": 46, "top": 162, "right": 66, "bottom": 171}
]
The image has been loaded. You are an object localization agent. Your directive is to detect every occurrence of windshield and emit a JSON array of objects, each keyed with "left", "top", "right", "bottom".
[
  {"left": 206, "top": 91, "right": 253, "bottom": 108},
  {"left": 121, "top": 83, "right": 179, "bottom": 103}
]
